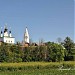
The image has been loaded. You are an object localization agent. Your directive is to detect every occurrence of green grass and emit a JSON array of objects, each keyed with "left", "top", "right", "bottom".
[
  {"left": 0, "top": 69, "right": 75, "bottom": 75},
  {"left": 0, "top": 61, "right": 75, "bottom": 75},
  {"left": 0, "top": 61, "right": 75, "bottom": 67}
]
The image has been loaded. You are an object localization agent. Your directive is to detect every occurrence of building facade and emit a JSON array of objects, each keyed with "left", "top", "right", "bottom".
[{"left": 0, "top": 26, "right": 15, "bottom": 44}]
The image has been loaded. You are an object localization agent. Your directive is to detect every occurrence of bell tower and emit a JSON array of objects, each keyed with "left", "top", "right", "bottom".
[{"left": 24, "top": 27, "right": 29, "bottom": 43}]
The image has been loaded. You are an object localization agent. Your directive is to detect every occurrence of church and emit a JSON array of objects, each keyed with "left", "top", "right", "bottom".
[
  {"left": 0, "top": 25, "right": 29, "bottom": 46},
  {"left": 0, "top": 26, "right": 15, "bottom": 44}
]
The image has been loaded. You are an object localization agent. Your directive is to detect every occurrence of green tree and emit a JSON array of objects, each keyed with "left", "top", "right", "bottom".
[
  {"left": 0, "top": 43, "right": 11, "bottom": 62},
  {"left": 22, "top": 47, "right": 32, "bottom": 62},
  {"left": 46, "top": 42, "right": 64, "bottom": 62},
  {"left": 10, "top": 45, "right": 23, "bottom": 62},
  {"left": 63, "top": 37, "right": 74, "bottom": 61}
]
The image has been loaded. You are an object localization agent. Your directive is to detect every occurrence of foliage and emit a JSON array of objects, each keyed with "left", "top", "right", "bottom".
[
  {"left": 0, "top": 37, "right": 75, "bottom": 62},
  {"left": 62, "top": 37, "right": 75, "bottom": 61}
]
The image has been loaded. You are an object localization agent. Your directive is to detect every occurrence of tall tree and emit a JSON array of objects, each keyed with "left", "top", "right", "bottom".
[{"left": 63, "top": 37, "right": 74, "bottom": 60}]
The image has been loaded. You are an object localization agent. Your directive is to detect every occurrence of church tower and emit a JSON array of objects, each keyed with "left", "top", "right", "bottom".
[
  {"left": 24, "top": 27, "right": 29, "bottom": 43},
  {"left": 4, "top": 26, "right": 9, "bottom": 37}
]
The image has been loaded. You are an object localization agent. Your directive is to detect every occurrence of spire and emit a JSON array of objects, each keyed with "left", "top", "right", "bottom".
[
  {"left": 25, "top": 27, "right": 29, "bottom": 35},
  {"left": 24, "top": 27, "right": 29, "bottom": 43}
]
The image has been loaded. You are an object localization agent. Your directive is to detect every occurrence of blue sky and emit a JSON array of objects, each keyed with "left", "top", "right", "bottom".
[{"left": 0, "top": 0, "right": 74, "bottom": 43}]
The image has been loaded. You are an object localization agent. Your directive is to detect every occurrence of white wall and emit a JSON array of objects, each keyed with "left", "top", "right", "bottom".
[{"left": 3, "top": 37, "right": 15, "bottom": 44}]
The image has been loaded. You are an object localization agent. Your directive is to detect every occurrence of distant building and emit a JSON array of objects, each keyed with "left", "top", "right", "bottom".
[
  {"left": 24, "top": 27, "right": 29, "bottom": 44},
  {"left": 22, "top": 27, "right": 29, "bottom": 47},
  {"left": 0, "top": 26, "right": 15, "bottom": 44}
]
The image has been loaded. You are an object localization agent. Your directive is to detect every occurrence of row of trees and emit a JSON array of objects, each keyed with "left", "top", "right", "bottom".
[{"left": 0, "top": 37, "right": 75, "bottom": 62}]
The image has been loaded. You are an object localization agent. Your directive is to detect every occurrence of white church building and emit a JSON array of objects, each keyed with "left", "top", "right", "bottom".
[{"left": 0, "top": 26, "right": 15, "bottom": 44}]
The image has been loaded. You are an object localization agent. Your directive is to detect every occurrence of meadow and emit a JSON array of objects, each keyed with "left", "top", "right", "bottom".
[
  {"left": 0, "top": 69, "right": 75, "bottom": 75},
  {"left": 0, "top": 61, "right": 75, "bottom": 75}
]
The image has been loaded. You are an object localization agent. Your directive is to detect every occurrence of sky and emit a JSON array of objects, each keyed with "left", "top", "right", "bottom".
[{"left": 0, "top": 0, "right": 74, "bottom": 43}]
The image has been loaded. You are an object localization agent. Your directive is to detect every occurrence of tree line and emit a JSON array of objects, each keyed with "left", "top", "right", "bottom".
[{"left": 0, "top": 37, "right": 75, "bottom": 62}]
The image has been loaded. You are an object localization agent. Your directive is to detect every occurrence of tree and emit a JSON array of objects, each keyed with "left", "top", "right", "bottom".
[
  {"left": 10, "top": 45, "right": 23, "bottom": 62},
  {"left": 0, "top": 43, "right": 11, "bottom": 62},
  {"left": 46, "top": 42, "right": 64, "bottom": 62},
  {"left": 37, "top": 46, "right": 47, "bottom": 61},
  {"left": 62, "top": 37, "right": 74, "bottom": 61},
  {"left": 22, "top": 47, "right": 32, "bottom": 62}
]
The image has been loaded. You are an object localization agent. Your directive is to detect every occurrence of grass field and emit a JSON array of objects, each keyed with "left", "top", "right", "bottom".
[
  {"left": 0, "top": 61, "right": 75, "bottom": 75},
  {"left": 0, "top": 69, "right": 75, "bottom": 75}
]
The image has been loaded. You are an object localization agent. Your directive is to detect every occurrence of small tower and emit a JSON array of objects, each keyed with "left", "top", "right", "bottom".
[
  {"left": 9, "top": 27, "right": 12, "bottom": 37},
  {"left": 4, "top": 26, "right": 8, "bottom": 37},
  {"left": 24, "top": 27, "right": 29, "bottom": 43}
]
